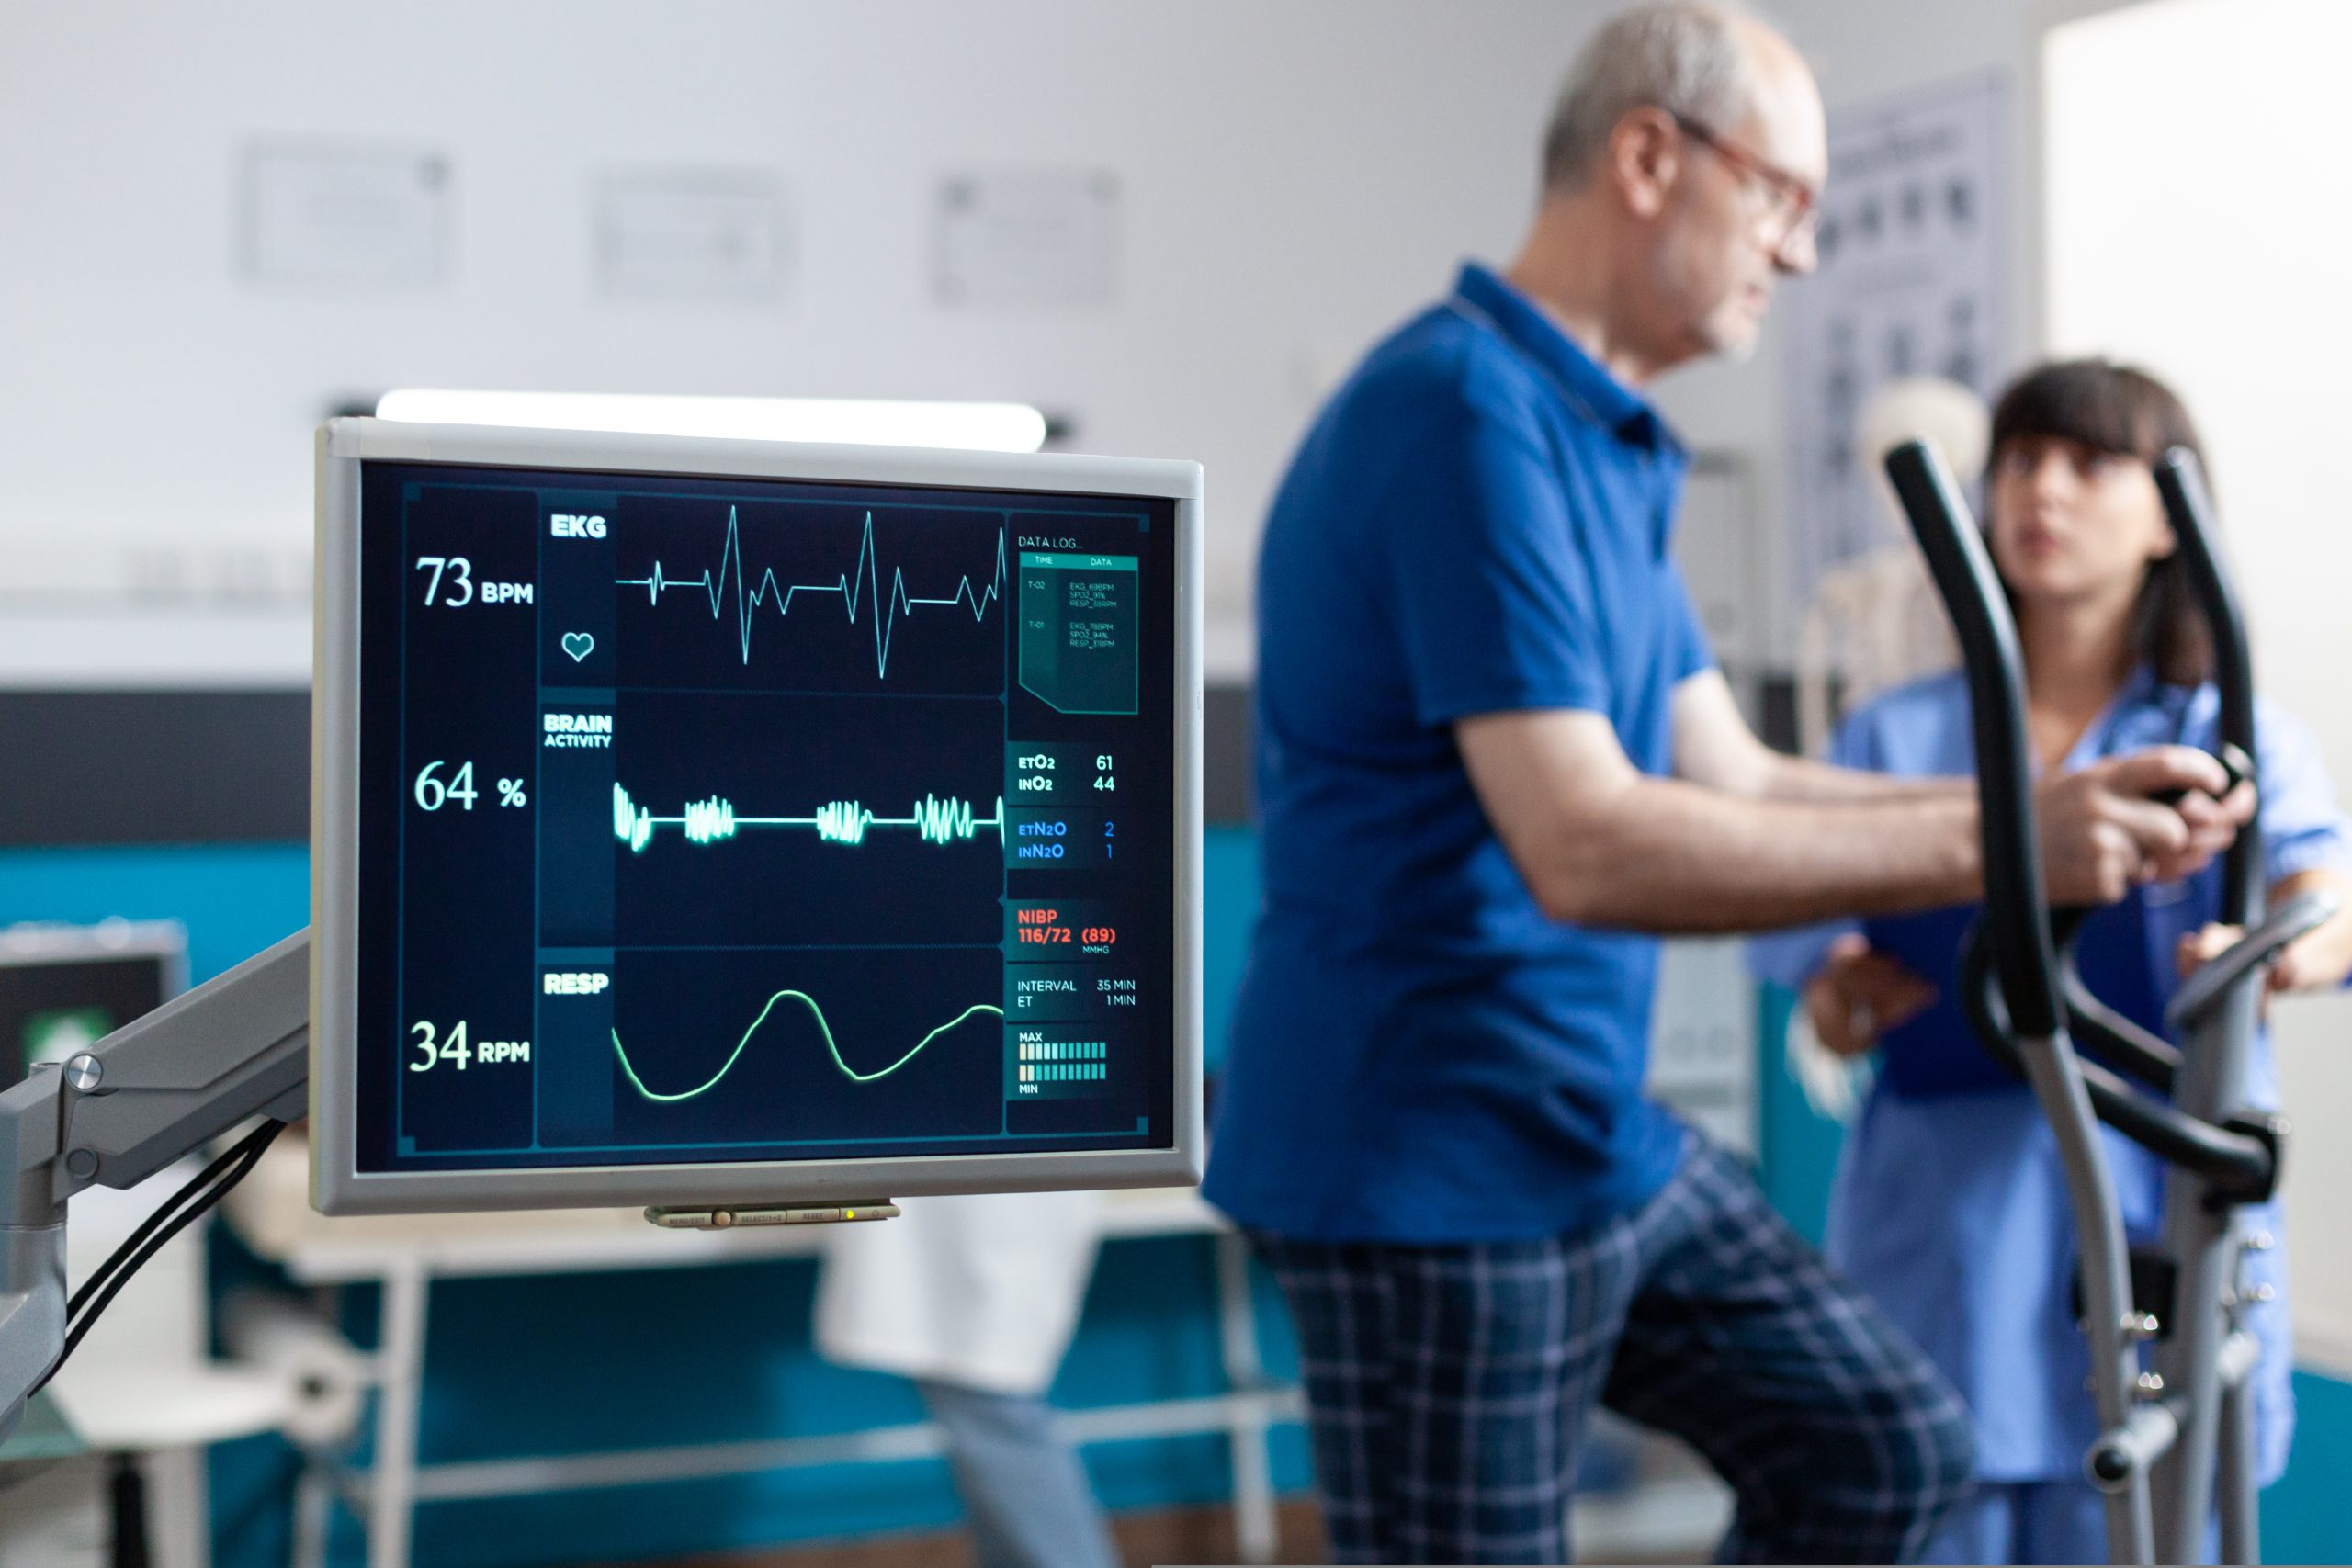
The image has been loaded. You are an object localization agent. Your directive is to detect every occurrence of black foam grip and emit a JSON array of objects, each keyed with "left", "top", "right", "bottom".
[
  {"left": 1884, "top": 439, "right": 2064, "bottom": 1036},
  {"left": 2154, "top": 449, "right": 2261, "bottom": 925}
]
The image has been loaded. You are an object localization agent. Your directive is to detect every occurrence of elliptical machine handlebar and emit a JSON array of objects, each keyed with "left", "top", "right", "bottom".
[
  {"left": 2155, "top": 448, "right": 2261, "bottom": 925},
  {"left": 1883, "top": 438, "right": 2064, "bottom": 1031},
  {"left": 1883, "top": 431, "right": 2298, "bottom": 1564},
  {"left": 1882, "top": 438, "right": 2281, "bottom": 1196}
]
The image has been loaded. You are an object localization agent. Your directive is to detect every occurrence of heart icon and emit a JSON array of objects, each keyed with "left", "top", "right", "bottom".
[{"left": 561, "top": 632, "right": 595, "bottom": 663}]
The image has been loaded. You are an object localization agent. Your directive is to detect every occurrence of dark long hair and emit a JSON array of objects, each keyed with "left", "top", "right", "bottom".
[{"left": 1986, "top": 358, "right": 2212, "bottom": 687}]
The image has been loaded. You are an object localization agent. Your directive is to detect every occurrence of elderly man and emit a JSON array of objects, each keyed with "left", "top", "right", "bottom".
[{"left": 1203, "top": 3, "right": 2250, "bottom": 1562}]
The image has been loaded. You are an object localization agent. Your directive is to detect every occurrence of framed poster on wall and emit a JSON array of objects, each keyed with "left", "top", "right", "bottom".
[{"left": 1780, "top": 73, "right": 2008, "bottom": 608}]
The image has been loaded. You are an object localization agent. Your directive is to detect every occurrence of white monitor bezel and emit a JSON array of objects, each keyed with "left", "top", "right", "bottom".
[{"left": 311, "top": 417, "right": 1203, "bottom": 1214}]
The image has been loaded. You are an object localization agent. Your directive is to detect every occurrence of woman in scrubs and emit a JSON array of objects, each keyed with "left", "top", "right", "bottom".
[{"left": 1752, "top": 359, "right": 2352, "bottom": 1563}]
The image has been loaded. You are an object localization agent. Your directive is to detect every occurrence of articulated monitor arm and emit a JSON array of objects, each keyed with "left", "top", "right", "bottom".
[{"left": 0, "top": 931, "right": 310, "bottom": 1444}]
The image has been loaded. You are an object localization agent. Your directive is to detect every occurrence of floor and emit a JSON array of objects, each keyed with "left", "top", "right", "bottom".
[
  {"left": 606, "top": 1498, "right": 1328, "bottom": 1568},
  {"left": 615, "top": 1485, "right": 1722, "bottom": 1568}
]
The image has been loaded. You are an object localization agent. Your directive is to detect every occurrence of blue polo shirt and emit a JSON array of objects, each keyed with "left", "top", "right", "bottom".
[{"left": 1203, "top": 263, "right": 1712, "bottom": 1243}]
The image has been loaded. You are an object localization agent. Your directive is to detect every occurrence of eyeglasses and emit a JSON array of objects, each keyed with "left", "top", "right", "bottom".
[{"left": 1667, "top": 110, "right": 1819, "bottom": 261}]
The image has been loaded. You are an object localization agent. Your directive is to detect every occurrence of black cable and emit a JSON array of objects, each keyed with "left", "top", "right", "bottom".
[
  {"left": 26, "top": 1120, "right": 285, "bottom": 1400},
  {"left": 62, "top": 1122, "right": 283, "bottom": 1363},
  {"left": 67, "top": 1134, "right": 254, "bottom": 1319},
  {"left": 62, "top": 1131, "right": 257, "bottom": 1327}
]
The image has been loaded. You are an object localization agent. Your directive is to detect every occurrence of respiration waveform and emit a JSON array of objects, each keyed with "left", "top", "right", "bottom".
[
  {"left": 611, "top": 993, "right": 1003, "bottom": 1101},
  {"left": 616, "top": 507, "right": 1005, "bottom": 678},
  {"left": 613, "top": 783, "right": 1004, "bottom": 852}
]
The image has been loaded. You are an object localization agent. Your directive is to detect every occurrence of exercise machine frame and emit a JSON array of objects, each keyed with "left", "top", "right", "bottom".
[{"left": 1886, "top": 438, "right": 2335, "bottom": 1565}]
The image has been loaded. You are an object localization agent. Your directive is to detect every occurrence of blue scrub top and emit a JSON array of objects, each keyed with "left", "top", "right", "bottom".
[
  {"left": 1751, "top": 667, "right": 2351, "bottom": 1483},
  {"left": 1204, "top": 263, "right": 1713, "bottom": 1244}
]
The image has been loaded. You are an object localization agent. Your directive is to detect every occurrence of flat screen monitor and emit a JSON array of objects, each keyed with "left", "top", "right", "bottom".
[
  {"left": 311, "top": 421, "right": 1202, "bottom": 1213},
  {"left": 0, "top": 921, "right": 186, "bottom": 1089}
]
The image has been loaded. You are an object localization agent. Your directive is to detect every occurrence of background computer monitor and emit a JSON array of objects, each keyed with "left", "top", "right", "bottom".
[
  {"left": 0, "top": 920, "right": 187, "bottom": 1089},
  {"left": 311, "top": 420, "right": 1202, "bottom": 1214}
]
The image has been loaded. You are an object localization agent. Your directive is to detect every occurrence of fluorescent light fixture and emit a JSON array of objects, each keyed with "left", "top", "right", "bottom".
[{"left": 373, "top": 389, "right": 1049, "bottom": 453}]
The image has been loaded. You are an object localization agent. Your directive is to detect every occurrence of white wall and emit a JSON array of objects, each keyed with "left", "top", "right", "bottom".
[
  {"left": 0, "top": 0, "right": 2120, "bottom": 681},
  {"left": 0, "top": 0, "right": 1615, "bottom": 682}
]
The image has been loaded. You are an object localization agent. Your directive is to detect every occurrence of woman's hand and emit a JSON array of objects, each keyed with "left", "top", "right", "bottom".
[
  {"left": 2176, "top": 869, "right": 2352, "bottom": 998},
  {"left": 1803, "top": 934, "right": 1939, "bottom": 1058}
]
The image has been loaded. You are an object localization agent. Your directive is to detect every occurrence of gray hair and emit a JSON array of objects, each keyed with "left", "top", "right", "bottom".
[{"left": 1541, "top": 1, "right": 1758, "bottom": 191}]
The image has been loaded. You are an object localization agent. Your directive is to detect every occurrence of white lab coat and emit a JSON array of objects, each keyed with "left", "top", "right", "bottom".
[{"left": 814, "top": 1189, "right": 1105, "bottom": 1396}]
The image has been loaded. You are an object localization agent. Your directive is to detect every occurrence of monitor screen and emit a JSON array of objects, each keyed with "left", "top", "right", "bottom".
[
  {"left": 0, "top": 922, "right": 185, "bottom": 1089},
  {"left": 312, "top": 423, "right": 1201, "bottom": 1213}
]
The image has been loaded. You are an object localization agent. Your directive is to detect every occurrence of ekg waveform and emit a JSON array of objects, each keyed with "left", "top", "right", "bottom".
[
  {"left": 616, "top": 507, "right": 1005, "bottom": 678},
  {"left": 612, "top": 784, "right": 1004, "bottom": 852},
  {"left": 611, "top": 992, "right": 1003, "bottom": 1102}
]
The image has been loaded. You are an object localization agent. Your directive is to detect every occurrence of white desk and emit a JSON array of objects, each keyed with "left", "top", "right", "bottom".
[{"left": 220, "top": 1143, "right": 1298, "bottom": 1568}]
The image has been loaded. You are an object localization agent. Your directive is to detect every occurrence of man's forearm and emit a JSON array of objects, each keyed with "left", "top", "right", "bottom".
[
  {"left": 1535, "top": 776, "right": 1982, "bottom": 933},
  {"left": 1464, "top": 705, "right": 2230, "bottom": 939},
  {"left": 1755, "top": 751, "right": 1973, "bottom": 806}
]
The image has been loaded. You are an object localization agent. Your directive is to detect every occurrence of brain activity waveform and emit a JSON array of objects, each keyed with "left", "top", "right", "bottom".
[
  {"left": 616, "top": 506, "right": 1005, "bottom": 678},
  {"left": 612, "top": 784, "right": 1004, "bottom": 852},
  {"left": 611, "top": 992, "right": 1003, "bottom": 1102}
]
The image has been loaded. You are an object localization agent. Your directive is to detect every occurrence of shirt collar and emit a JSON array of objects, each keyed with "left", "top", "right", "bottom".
[
  {"left": 2069, "top": 665, "right": 2196, "bottom": 769},
  {"left": 1449, "top": 262, "right": 1680, "bottom": 456}
]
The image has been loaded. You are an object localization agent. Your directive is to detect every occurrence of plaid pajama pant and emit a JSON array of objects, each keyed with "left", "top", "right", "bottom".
[{"left": 1257, "top": 1134, "right": 1976, "bottom": 1564}]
